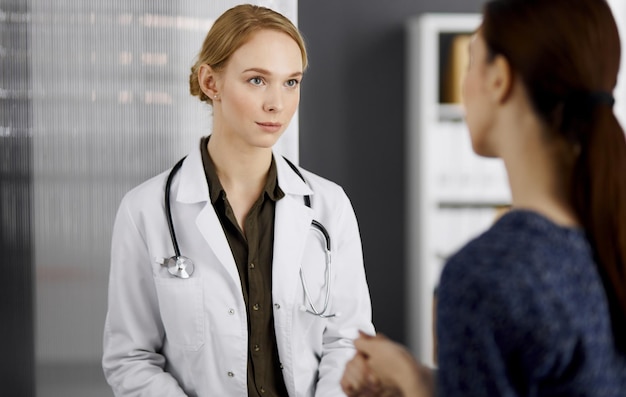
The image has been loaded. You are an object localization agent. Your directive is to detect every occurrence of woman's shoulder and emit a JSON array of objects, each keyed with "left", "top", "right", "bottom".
[
  {"left": 440, "top": 209, "right": 599, "bottom": 323},
  {"left": 448, "top": 209, "right": 588, "bottom": 267},
  {"left": 441, "top": 209, "right": 592, "bottom": 302}
]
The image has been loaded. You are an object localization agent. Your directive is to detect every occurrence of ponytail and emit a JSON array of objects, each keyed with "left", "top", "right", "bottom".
[{"left": 572, "top": 104, "right": 626, "bottom": 349}]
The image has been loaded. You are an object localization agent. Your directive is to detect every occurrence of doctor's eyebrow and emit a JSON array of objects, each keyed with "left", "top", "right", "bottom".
[{"left": 242, "top": 68, "right": 303, "bottom": 78}]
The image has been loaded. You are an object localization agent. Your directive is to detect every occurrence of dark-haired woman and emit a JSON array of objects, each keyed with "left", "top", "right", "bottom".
[{"left": 341, "top": 0, "right": 626, "bottom": 395}]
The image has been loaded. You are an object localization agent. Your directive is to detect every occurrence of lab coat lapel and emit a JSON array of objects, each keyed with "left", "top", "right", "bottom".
[
  {"left": 272, "top": 156, "right": 314, "bottom": 313},
  {"left": 272, "top": 157, "right": 314, "bottom": 395},
  {"left": 273, "top": 195, "right": 313, "bottom": 305},
  {"left": 175, "top": 146, "right": 240, "bottom": 286},
  {"left": 195, "top": 204, "right": 240, "bottom": 284}
]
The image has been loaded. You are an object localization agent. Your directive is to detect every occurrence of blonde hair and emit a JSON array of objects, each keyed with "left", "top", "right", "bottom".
[{"left": 189, "top": 4, "right": 308, "bottom": 104}]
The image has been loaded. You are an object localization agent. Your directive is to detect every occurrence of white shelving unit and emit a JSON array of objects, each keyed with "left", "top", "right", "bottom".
[{"left": 405, "top": 13, "right": 511, "bottom": 366}]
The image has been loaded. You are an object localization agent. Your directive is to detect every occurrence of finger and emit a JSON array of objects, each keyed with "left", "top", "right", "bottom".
[
  {"left": 366, "top": 369, "right": 381, "bottom": 389},
  {"left": 373, "top": 332, "right": 388, "bottom": 340},
  {"left": 354, "top": 334, "right": 379, "bottom": 354},
  {"left": 340, "top": 377, "right": 356, "bottom": 396},
  {"left": 341, "top": 368, "right": 359, "bottom": 395},
  {"left": 341, "top": 374, "right": 372, "bottom": 397},
  {"left": 358, "top": 329, "right": 375, "bottom": 339},
  {"left": 341, "top": 355, "right": 369, "bottom": 395}
]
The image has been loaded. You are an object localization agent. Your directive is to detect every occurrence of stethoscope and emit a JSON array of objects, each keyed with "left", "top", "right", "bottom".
[{"left": 163, "top": 156, "right": 337, "bottom": 318}]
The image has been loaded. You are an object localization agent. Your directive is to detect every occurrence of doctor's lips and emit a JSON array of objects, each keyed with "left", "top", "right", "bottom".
[{"left": 256, "top": 121, "right": 282, "bottom": 132}]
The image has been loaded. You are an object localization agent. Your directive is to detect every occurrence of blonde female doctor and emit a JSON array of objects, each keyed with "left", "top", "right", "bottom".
[{"left": 102, "top": 4, "right": 374, "bottom": 397}]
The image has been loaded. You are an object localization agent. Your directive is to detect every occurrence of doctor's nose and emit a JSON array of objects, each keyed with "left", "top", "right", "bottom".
[{"left": 263, "top": 90, "right": 284, "bottom": 113}]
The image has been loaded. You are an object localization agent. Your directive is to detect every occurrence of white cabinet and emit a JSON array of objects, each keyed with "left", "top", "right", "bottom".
[{"left": 405, "top": 13, "right": 511, "bottom": 366}]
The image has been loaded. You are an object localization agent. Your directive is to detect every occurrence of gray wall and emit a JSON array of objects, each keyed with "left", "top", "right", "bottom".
[{"left": 298, "top": 0, "right": 485, "bottom": 343}]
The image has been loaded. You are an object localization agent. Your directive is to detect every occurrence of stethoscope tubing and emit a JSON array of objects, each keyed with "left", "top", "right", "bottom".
[
  {"left": 164, "top": 155, "right": 335, "bottom": 317},
  {"left": 299, "top": 222, "right": 335, "bottom": 318},
  {"left": 165, "top": 156, "right": 186, "bottom": 258}
]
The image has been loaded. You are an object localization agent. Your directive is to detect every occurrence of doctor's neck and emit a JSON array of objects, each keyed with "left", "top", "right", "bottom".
[{"left": 206, "top": 133, "right": 272, "bottom": 189}]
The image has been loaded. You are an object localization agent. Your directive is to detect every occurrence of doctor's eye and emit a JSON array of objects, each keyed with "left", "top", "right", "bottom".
[
  {"left": 248, "top": 77, "right": 264, "bottom": 86},
  {"left": 285, "top": 79, "right": 300, "bottom": 88}
]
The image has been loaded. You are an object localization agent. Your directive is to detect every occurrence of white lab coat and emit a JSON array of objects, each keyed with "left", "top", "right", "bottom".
[{"left": 102, "top": 142, "right": 374, "bottom": 396}]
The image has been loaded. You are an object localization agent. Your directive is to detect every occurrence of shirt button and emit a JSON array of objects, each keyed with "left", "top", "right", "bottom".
[
  {"left": 254, "top": 344, "right": 260, "bottom": 352},
  {"left": 279, "top": 363, "right": 284, "bottom": 370},
  {"left": 253, "top": 303, "right": 260, "bottom": 311},
  {"left": 249, "top": 262, "right": 255, "bottom": 269},
  {"left": 260, "top": 387, "right": 266, "bottom": 393},
  {"left": 228, "top": 308, "right": 235, "bottom": 315},
  {"left": 274, "top": 303, "right": 281, "bottom": 310},
  {"left": 227, "top": 371, "right": 234, "bottom": 377}
]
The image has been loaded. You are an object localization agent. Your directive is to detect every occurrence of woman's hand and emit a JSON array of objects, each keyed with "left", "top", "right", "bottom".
[
  {"left": 341, "top": 351, "right": 382, "bottom": 396},
  {"left": 341, "top": 331, "right": 434, "bottom": 397}
]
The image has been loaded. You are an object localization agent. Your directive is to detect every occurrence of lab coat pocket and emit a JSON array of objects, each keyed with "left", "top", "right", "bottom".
[{"left": 154, "top": 277, "right": 205, "bottom": 351}]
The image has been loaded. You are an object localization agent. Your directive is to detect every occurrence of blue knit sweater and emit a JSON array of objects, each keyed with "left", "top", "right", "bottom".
[{"left": 436, "top": 210, "right": 626, "bottom": 396}]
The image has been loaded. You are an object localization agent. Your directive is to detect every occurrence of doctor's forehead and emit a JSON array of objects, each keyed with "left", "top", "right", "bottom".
[{"left": 226, "top": 30, "right": 304, "bottom": 76}]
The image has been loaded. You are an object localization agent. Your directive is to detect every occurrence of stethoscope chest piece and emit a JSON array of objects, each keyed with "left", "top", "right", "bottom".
[{"left": 164, "top": 256, "right": 195, "bottom": 279}]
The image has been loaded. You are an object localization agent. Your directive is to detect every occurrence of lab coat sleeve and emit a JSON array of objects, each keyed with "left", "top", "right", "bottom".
[
  {"left": 102, "top": 193, "right": 187, "bottom": 396},
  {"left": 315, "top": 189, "right": 375, "bottom": 396}
]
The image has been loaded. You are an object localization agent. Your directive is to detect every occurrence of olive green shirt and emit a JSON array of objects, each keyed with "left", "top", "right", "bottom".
[{"left": 200, "top": 137, "right": 288, "bottom": 397}]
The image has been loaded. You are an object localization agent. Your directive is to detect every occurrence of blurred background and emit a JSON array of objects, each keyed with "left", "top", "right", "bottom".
[{"left": 1, "top": 0, "right": 624, "bottom": 395}]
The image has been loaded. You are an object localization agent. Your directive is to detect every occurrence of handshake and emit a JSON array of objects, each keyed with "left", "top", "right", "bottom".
[{"left": 340, "top": 331, "right": 435, "bottom": 397}]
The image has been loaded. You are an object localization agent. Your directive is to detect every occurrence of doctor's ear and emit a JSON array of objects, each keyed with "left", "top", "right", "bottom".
[{"left": 198, "top": 64, "right": 220, "bottom": 101}]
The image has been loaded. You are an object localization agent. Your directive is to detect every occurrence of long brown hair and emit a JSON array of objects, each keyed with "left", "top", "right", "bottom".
[{"left": 482, "top": 0, "right": 626, "bottom": 348}]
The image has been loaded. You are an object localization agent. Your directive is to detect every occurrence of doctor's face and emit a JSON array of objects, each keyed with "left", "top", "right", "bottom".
[{"left": 213, "top": 29, "right": 303, "bottom": 150}]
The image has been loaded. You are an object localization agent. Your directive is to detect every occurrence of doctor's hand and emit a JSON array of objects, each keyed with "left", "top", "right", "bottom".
[{"left": 342, "top": 331, "right": 435, "bottom": 397}]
